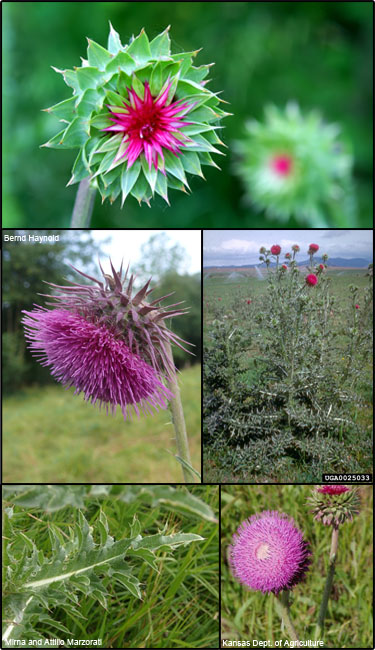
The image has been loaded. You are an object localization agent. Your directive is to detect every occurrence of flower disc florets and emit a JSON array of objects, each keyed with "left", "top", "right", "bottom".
[
  {"left": 229, "top": 511, "right": 311, "bottom": 594},
  {"left": 22, "top": 260, "right": 192, "bottom": 419},
  {"left": 308, "top": 486, "right": 360, "bottom": 526},
  {"left": 305, "top": 274, "right": 318, "bottom": 286},
  {"left": 42, "top": 25, "right": 229, "bottom": 206},
  {"left": 234, "top": 102, "right": 355, "bottom": 226}
]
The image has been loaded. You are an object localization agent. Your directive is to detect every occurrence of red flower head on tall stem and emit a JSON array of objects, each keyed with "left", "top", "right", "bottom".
[
  {"left": 270, "top": 245, "right": 281, "bottom": 256},
  {"left": 305, "top": 274, "right": 318, "bottom": 286},
  {"left": 308, "top": 244, "right": 319, "bottom": 254}
]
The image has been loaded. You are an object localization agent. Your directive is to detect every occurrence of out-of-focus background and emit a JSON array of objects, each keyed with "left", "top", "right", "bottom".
[
  {"left": 2, "top": 230, "right": 201, "bottom": 482},
  {"left": 3, "top": 1, "right": 372, "bottom": 228}
]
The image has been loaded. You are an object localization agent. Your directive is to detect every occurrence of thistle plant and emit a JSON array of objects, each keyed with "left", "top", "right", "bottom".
[
  {"left": 2, "top": 508, "right": 203, "bottom": 645},
  {"left": 42, "top": 24, "right": 229, "bottom": 225},
  {"left": 229, "top": 510, "right": 311, "bottom": 644},
  {"left": 234, "top": 102, "right": 356, "bottom": 227},
  {"left": 22, "top": 259, "right": 197, "bottom": 482},
  {"left": 307, "top": 486, "right": 361, "bottom": 640}
]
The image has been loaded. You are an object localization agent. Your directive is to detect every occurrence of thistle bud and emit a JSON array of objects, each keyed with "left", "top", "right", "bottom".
[{"left": 307, "top": 486, "right": 360, "bottom": 526}]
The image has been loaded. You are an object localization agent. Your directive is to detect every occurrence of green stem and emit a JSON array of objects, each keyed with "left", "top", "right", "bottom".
[
  {"left": 274, "top": 591, "right": 301, "bottom": 645},
  {"left": 70, "top": 178, "right": 96, "bottom": 227},
  {"left": 315, "top": 525, "right": 339, "bottom": 641},
  {"left": 164, "top": 340, "right": 197, "bottom": 483}
]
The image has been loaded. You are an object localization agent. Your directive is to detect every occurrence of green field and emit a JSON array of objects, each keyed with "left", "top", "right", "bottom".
[
  {"left": 203, "top": 269, "right": 373, "bottom": 482},
  {"left": 221, "top": 485, "right": 373, "bottom": 649},
  {"left": 3, "top": 365, "right": 201, "bottom": 483}
]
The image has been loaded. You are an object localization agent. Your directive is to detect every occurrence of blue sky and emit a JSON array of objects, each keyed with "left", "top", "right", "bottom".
[{"left": 203, "top": 230, "right": 373, "bottom": 266}]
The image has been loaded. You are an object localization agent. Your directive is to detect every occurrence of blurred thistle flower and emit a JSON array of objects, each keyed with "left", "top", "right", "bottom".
[
  {"left": 308, "top": 243, "right": 319, "bottom": 254},
  {"left": 285, "top": 252, "right": 291, "bottom": 259},
  {"left": 322, "top": 253, "right": 329, "bottom": 262},
  {"left": 291, "top": 244, "right": 300, "bottom": 252},
  {"left": 305, "top": 273, "right": 318, "bottom": 286},
  {"left": 281, "top": 264, "right": 288, "bottom": 271},
  {"left": 355, "top": 304, "right": 360, "bottom": 309},
  {"left": 270, "top": 244, "right": 281, "bottom": 255},
  {"left": 259, "top": 246, "right": 267, "bottom": 255},
  {"left": 246, "top": 299, "right": 252, "bottom": 304},
  {"left": 308, "top": 486, "right": 360, "bottom": 526},
  {"left": 22, "top": 260, "right": 192, "bottom": 420},
  {"left": 229, "top": 511, "right": 311, "bottom": 594},
  {"left": 234, "top": 102, "right": 356, "bottom": 226},
  {"left": 42, "top": 25, "right": 229, "bottom": 206},
  {"left": 318, "top": 264, "right": 325, "bottom": 271}
]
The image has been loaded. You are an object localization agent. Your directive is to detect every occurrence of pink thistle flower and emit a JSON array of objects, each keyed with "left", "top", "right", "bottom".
[
  {"left": 305, "top": 273, "right": 318, "bottom": 286},
  {"left": 102, "top": 81, "right": 195, "bottom": 171},
  {"left": 292, "top": 244, "right": 300, "bottom": 252},
  {"left": 281, "top": 264, "right": 288, "bottom": 270},
  {"left": 270, "top": 245, "right": 281, "bottom": 256},
  {"left": 218, "top": 297, "right": 222, "bottom": 301},
  {"left": 319, "top": 264, "right": 325, "bottom": 270},
  {"left": 246, "top": 300, "right": 252, "bottom": 304},
  {"left": 270, "top": 154, "right": 293, "bottom": 176},
  {"left": 229, "top": 511, "right": 311, "bottom": 594},
  {"left": 285, "top": 253, "right": 291, "bottom": 259},
  {"left": 308, "top": 243, "right": 319, "bottom": 254},
  {"left": 355, "top": 304, "right": 360, "bottom": 309},
  {"left": 316, "top": 486, "right": 350, "bottom": 495},
  {"left": 22, "top": 308, "right": 172, "bottom": 420}
]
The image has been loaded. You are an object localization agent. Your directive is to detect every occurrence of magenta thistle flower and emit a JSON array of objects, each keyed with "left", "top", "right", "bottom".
[
  {"left": 281, "top": 264, "right": 288, "bottom": 270},
  {"left": 229, "top": 511, "right": 311, "bottom": 594},
  {"left": 21, "top": 260, "right": 192, "bottom": 420},
  {"left": 305, "top": 273, "right": 318, "bottom": 286},
  {"left": 318, "top": 264, "right": 325, "bottom": 270},
  {"left": 22, "top": 308, "right": 172, "bottom": 419},
  {"left": 270, "top": 245, "right": 281, "bottom": 256},
  {"left": 102, "top": 81, "right": 195, "bottom": 172},
  {"left": 316, "top": 486, "right": 350, "bottom": 495},
  {"left": 270, "top": 154, "right": 293, "bottom": 177},
  {"left": 355, "top": 304, "right": 360, "bottom": 309},
  {"left": 285, "top": 252, "right": 291, "bottom": 259},
  {"left": 291, "top": 244, "right": 300, "bottom": 252},
  {"left": 308, "top": 243, "right": 319, "bottom": 254}
]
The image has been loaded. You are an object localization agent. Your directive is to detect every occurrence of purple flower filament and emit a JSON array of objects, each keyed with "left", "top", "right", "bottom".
[{"left": 229, "top": 510, "right": 311, "bottom": 594}]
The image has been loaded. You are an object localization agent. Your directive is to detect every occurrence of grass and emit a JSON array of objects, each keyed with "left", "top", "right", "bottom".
[
  {"left": 3, "top": 485, "right": 219, "bottom": 648},
  {"left": 3, "top": 365, "right": 201, "bottom": 483},
  {"left": 221, "top": 485, "right": 373, "bottom": 649}
]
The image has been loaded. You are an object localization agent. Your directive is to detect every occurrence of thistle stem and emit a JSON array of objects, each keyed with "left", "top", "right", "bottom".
[
  {"left": 164, "top": 341, "right": 197, "bottom": 483},
  {"left": 315, "top": 525, "right": 339, "bottom": 641},
  {"left": 274, "top": 591, "right": 301, "bottom": 645},
  {"left": 70, "top": 178, "right": 96, "bottom": 227}
]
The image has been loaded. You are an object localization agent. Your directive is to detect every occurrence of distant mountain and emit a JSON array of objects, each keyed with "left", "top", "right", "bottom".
[{"left": 204, "top": 257, "right": 371, "bottom": 269}]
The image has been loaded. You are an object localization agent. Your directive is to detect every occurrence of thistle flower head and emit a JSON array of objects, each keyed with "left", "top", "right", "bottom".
[
  {"left": 42, "top": 25, "right": 229, "bottom": 206},
  {"left": 292, "top": 244, "right": 300, "bottom": 252},
  {"left": 22, "top": 260, "right": 192, "bottom": 419},
  {"left": 285, "top": 252, "right": 291, "bottom": 259},
  {"left": 259, "top": 246, "right": 267, "bottom": 254},
  {"left": 308, "top": 243, "right": 319, "bottom": 254},
  {"left": 355, "top": 304, "right": 360, "bottom": 309},
  {"left": 234, "top": 102, "right": 355, "bottom": 226},
  {"left": 229, "top": 510, "right": 311, "bottom": 594},
  {"left": 270, "top": 244, "right": 281, "bottom": 255},
  {"left": 305, "top": 273, "right": 318, "bottom": 286},
  {"left": 308, "top": 486, "right": 360, "bottom": 526},
  {"left": 318, "top": 264, "right": 325, "bottom": 270}
]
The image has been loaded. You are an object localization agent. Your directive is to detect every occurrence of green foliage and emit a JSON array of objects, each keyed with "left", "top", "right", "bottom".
[
  {"left": 234, "top": 103, "right": 356, "bottom": 227},
  {"left": 3, "top": 486, "right": 218, "bottom": 647},
  {"left": 3, "top": 366, "right": 201, "bottom": 483},
  {"left": 3, "top": 2, "right": 372, "bottom": 227},
  {"left": 203, "top": 262, "right": 373, "bottom": 482},
  {"left": 2, "top": 332, "right": 30, "bottom": 395},
  {"left": 221, "top": 485, "right": 373, "bottom": 649}
]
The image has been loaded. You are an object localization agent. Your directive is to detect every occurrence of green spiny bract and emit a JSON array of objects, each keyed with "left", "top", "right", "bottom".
[
  {"left": 42, "top": 259, "right": 193, "bottom": 381},
  {"left": 42, "top": 24, "right": 230, "bottom": 206},
  {"left": 233, "top": 102, "right": 356, "bottom": 227},
  {"left": 307, "top": 487, "right": 361, "bottom": 526}
]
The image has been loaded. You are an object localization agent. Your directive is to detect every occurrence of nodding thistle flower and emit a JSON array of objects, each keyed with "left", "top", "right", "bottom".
[
  {"left": 308, "top": 486, "right": 360, "bottom": 526},
  {"left": 22, "top": 260, "right": 192, "bottom": 420},
  {"left": 229, "top": 511, "right": 311, "bottom": 594},
  {"left": 234, "top": 102, "right": 355, "bottom": 227},
  {"left": 42, "top": 24, "right": 229, "bottom": 206}
]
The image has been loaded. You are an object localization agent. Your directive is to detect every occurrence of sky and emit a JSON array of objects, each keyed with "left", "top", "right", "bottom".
[
  {"left": 203, "top": 229, "right": 373, "bottom": 266},
  {"left": 90, "top": 229, "right": 201, "bottom": 274}
]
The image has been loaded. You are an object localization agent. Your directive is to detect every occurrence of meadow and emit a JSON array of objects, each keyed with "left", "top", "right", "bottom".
[
  {"left": 221, "top": 485, "right": 373, "bottom": 649},
  {"left": 3, "top": 484, "right": 219, "bottom": 648},
  {"left": 203, "top": 268, "right": 373, "bottom": 483},
  {"left": 3, "top": 365, "right": 201, "bottom": 484}
]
